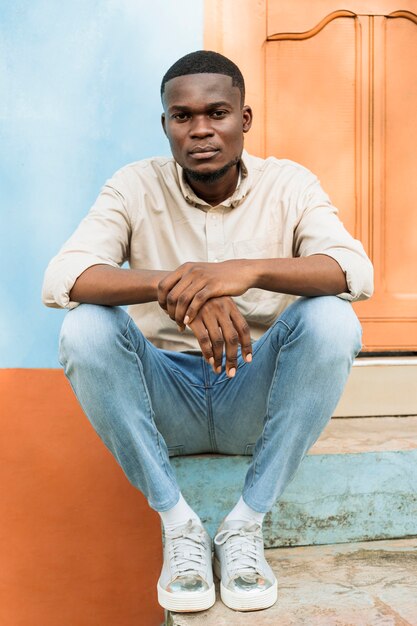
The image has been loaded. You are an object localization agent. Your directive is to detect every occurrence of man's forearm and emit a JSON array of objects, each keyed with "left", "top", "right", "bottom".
[
  {"left": 248, "top": 254, "right": 348, "bottom": 296},
  {"left": 69, "top": 264, "right": 170, "bottom": 305},
  {"left": 70, "top": 254, "right": 346, "bottom": 312}
]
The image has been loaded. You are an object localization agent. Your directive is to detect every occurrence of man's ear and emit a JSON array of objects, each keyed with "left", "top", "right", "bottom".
[
  {"left": 161, "top": 112, "right": 167, "bottom": 136},
  {"left": 242, "top": 105, "right": 253, "bottom": 133}
]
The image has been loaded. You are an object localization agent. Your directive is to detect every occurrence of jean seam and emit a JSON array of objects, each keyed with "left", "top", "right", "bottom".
[{"left": 202, "top": 359, "right": 218, "bottom": 452}]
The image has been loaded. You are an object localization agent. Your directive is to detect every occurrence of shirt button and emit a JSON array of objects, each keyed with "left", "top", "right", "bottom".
[{"left": 211, "top": 215, "right": 217, "bottom": 220}]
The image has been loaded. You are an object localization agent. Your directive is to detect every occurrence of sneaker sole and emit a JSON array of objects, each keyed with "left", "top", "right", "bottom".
[
  {"left": 214, "top": 557, "right": 278, "bottom": 611},
  {"left": 157, "top": 582, "right": 216, "bottom": 612}
]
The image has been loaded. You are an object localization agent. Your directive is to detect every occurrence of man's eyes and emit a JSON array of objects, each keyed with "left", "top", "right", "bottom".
[
  {"left": 172, "top": 112, "right": 190, "bottom": 121},
  {"left": 171, "top": 110, "right": 228, "bottom": 121},
  {"left": 171, "top": 113, "right": 190, "bottom": 122},
  {"left": 210, "top": 110, "right": 227, "bottom": 118}
]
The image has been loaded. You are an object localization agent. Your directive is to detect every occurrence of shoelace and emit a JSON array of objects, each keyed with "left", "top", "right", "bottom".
[
  {"left": 166, "top": 520, "right": 207, "bottom": 578},
  {"left": 214, "top": 523, "right": 263, "bottom": 582}
]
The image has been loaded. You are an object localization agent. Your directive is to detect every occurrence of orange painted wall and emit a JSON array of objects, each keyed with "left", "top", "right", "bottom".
[{"left": 0, "top": 369, "right": 163, "bottom": 626}]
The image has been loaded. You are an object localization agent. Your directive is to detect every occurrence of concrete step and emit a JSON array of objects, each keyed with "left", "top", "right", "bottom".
[
  {"left": 334, "top": 356, "right": 417, "bottom": 417},
  {"left": 171, "top": 416, "right": 417, "bottom": 546},
  {"left": 167, "top": 537, "right": 417, "bottom": 626}
]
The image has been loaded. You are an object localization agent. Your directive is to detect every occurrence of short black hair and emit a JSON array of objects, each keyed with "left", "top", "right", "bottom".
[{"left": 160, "top": 50, "right": 245, "bottom": 104}]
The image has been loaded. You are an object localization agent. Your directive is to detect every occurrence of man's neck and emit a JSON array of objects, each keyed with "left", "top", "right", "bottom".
[{"left": 185, "top": 165, "right": 239, "bottom": 207}]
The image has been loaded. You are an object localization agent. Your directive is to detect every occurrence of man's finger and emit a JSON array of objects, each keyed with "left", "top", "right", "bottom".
[
  {"left": 165, "top": 277, "right": 193, "bottom": 321},
  {"left": 230, "top": 309, "right": 252, "bottom": 363},
  {"left": 189, "top": 318, "right": 213, "bottom": 363},
  {"left": 173, "top": 281, "right": 204, "bottom": 325},
  {"left": 220, "top": 317, "right": 240, "bottom": 377},
  {"left": 183, "top": 287, "right": 212, "bottom": 325},
  {"left": 200, "top": 315, "right": 224, "bottom": 373},
  {"left": 157, "top": 269, "right": 184, "bottom": 310}
]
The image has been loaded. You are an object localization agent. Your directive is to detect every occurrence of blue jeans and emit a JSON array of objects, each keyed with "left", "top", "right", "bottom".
[{"left": 59, "top": 296, "right": 361, "bottom": 513}]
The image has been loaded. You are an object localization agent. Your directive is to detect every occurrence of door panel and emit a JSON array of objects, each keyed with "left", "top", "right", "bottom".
[
  {"left": 266, "top": 16, "right": 358, "bottom": 238},
  {"left": 384, "top": 15, "right": 417, "bottom": 297}
]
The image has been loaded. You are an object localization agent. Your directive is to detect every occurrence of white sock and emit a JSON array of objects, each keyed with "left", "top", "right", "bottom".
[
  {"left": 159, "top": 493, "right": 201, "bottom": 533},
  {"left": 224, "top": 496, "right": 265, "bottom": 526}
]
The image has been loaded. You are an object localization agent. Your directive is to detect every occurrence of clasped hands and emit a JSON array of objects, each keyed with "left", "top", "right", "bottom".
[{"left": 157, "top": 260, "right": 253, "bottom": 377}]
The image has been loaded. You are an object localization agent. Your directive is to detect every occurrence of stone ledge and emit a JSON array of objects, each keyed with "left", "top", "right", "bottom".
[{"left": 172, "top": 447, "right": 417, "bottom": 547}]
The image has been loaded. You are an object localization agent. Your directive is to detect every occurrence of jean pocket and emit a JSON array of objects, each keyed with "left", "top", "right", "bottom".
[{"left": 168, "top": 445, "right": 185, "bottom": 458}]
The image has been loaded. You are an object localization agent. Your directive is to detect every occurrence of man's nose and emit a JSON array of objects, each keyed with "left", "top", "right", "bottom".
[{"left": 189, "top": 115, "right": 214, "bottom": 138}]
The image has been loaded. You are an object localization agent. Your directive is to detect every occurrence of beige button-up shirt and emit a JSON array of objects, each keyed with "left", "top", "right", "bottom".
[{"left": 42, "top": 151, "right": 373, "bottom": 352}]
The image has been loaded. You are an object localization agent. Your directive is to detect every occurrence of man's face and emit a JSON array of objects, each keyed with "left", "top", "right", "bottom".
[{"left": 161, "top": 73, "right": 252, "bottom": 182}]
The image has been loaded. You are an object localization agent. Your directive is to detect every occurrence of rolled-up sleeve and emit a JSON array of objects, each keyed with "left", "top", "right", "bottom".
[
  {"left": 293, "top": 174, "right": 374, "bottom": 301},
  {"left": 42, "top": 183, "right": 131, "bottom": 309}
]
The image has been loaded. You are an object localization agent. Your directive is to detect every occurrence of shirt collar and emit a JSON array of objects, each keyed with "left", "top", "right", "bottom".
[{"left": 175, "top": 150, "right": 252, "bottom": 210}]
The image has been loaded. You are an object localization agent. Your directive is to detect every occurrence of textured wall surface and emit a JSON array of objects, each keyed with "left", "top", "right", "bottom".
[{"left": 0, "top": 0, "right": 203, "bottom": 367}]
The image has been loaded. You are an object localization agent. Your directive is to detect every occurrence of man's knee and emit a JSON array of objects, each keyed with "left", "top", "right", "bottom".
[
  {"left": 281, "top": 296, "right": 362, "bottom": 359},
  {"left": 59, "top": 304, "right": 129, "bottom": 366}
]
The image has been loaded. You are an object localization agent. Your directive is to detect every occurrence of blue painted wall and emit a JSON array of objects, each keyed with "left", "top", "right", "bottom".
[{"left": 0, "top": 0, "right": 204, "bottom": 368}]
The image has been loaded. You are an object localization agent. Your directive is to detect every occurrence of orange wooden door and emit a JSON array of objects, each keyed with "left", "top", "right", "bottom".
[{"left": 205, "top": 0, "right": 417, "bottom": 351}]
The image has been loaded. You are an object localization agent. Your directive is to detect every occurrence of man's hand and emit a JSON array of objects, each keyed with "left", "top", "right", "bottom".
[
  {"left": 188, "top": 296, "right": 252, "bottom": 378},
  {"left": 157, "top": 255, "right": 349, "bottom": 331},
  {"left": 157, "top": 260, "right": 253, "bottom": 327}
]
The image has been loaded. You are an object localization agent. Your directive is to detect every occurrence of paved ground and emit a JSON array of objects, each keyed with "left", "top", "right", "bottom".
[{"left": 168, "top": 537, "right": 417, "bottom": 625}]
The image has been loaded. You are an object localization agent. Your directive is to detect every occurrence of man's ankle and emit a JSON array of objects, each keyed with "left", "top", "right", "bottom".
[
  {"left": 159, "top": 493, "right": 201, "bottom": 533},
  {"left": 224, "top": 495, "right": 265, "bottom": 527}
]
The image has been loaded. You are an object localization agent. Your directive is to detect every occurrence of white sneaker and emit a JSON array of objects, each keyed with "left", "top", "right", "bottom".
[
  {"left": 214, "top": 520, "right": 277, "bottom": 611},
  {"left": 157, "top": 519, "right": 215, "bottom": 612}
]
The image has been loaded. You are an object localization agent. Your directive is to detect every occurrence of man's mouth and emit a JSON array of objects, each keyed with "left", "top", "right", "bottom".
[{"left": 188, "top": 146, "right": 220, "bottom": 160}]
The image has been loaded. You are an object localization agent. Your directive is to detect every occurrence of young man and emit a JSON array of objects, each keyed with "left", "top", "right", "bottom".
[{"left": 42, "top": 51, "right": 373, "bottom": 613}]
